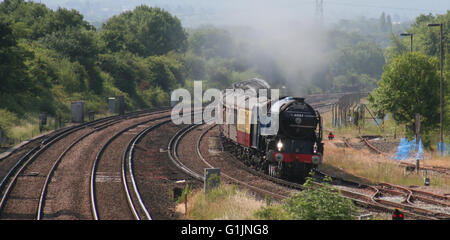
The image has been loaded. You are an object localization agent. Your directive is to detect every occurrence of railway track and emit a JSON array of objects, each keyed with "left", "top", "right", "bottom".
[
  {"left": 2, "top": 91, "right": 446, "bottom": 220},
  {"left": 359, "top": 135, "right": 386, "bottom": 155},
  {"left": 0, "top": 115, "right": 129, "bottom": 219},
  {"left": 366, "top": 183, "right": 450, "bottom": 219},
  {"left": 89, "top": 116, "right": 172, "bottom": 220},
  {"left": 168, "top": 123, "right": 295, "bottom": 202},
  {"left": 0, "top": 93, "right": 344, "bottom": 220},
  {"left": 0, "top": 105, "right": 214, "bottom": 220},
  {"left": 0, "top": 108, "right": 175, "bottom": 219}
]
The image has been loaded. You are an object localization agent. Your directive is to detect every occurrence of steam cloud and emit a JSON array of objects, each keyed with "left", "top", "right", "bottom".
[{"left": 205, "top": 0, "right": 329, "bottom": 97}]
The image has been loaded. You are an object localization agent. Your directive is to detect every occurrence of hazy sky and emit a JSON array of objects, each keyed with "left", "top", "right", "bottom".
[{"left": 26, "top": 0, "right": 450, "bottom": 27}]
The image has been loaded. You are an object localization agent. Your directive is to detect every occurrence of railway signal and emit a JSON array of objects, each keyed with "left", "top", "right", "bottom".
[{"left": 392, "top": 209, "right": 404, "bottom": 220}]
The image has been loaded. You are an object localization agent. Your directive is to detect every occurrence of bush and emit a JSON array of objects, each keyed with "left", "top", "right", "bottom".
[
  {"left": 139, "top": 87, "right": 169, "bottom": 107},
  {"left": 255, "top": 177, "right": 358, "bottom": 220},
  {"left": 254, "top": 205, "right": 289, "bottom": 220},
  {"left": 0, "top": 109, "right": 18, "bottom": 139}
]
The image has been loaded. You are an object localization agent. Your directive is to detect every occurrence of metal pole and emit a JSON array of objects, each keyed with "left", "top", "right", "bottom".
[
  {"left": 439, "top": 24, "right": 444, "bottom": 154},
  {"left": 400, "top": 33, "right": 413, "bottom": 52},
  {"left": 428, "top": 23, "right": 445, "bottom": 154},
  {"left": 332, "top": 104, "right": 334, "bottom": 127}
]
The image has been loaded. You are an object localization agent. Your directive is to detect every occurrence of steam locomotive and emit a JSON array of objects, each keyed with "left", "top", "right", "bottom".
[{"left": 219, "top": 78, "right": 323, "bottom": 182}]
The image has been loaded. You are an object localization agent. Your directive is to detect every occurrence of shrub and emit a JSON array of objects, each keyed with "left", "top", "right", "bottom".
[
  {"left": 256, "top": 177, "right": 358, "bottom": 220},
  {"left": 254, "top": 205, "right": 289, "bottom": 220},
  {"left": 0, "top": 109, "right": 19, "bottom": 139},
  {"left": 285, "top": 177, "right": 358, "bottom": 220}
]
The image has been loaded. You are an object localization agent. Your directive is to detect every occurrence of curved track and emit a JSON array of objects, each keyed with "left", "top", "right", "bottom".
[{"left": 0, "top": 108, "right": 176, "bottom": 219}]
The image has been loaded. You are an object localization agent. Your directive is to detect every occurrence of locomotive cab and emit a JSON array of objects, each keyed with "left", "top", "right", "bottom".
[{"left": 264, "top": 98, "right": 323, "bottom": 182}]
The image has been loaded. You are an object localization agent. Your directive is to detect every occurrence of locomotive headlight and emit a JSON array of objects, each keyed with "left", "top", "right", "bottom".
[
  {"left": 312, "top": 155, "right": 321, "bottom": 165},
  {"left": 277, "top": 140, "right": 283, "bottom": 151}
]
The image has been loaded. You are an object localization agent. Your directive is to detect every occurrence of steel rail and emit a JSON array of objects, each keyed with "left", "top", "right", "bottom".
[
  {"left": 0, "top": 115, "right": 125, "bottom": 212},
  {"left": 196, "top": 124, "right": 287, "bottom": 200},
  {"left": 35, "top": 112, "right": 171, "bottom": 219},
  {"left": 0, "top": 107, "right": 171, "bottom": 202},
  {"left": 123, "top": 119, "right": 172, "bottom": 220},
  {"left": 91, "top": 108, "right": 205, "bottom": 219},
  {"left": 378, "top": 182, "right": 450, "bottom": 207},
  {"left": 90, "top": 115, "right": 172, "bottom": 220},
  {"left": 359, "top": 135, "right": 385, "bottom": 155},
  {"left": 0, "top": 107, "right": 170, "bottom": 218},
  {"left": 168, "top": 124, "right": 205, "bottom": 181}
]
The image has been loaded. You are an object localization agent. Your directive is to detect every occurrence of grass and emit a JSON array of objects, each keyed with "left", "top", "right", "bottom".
[
  {"left": 1, "top": 110, "right": 115, "bottom": 149},
  {"left": 9, "top": 121, "right": 41, "bottom": 142},
  {"left": 182, "top": 181, "right": 361, "bottom": 220},
  {"left": 320, "top": 137, "right": 450, "bottom": 191},
  {"left": 3, "top": 113, "right": 56, "bottom": 146},
  {"left": 422, "top": 153, "right": 450, "bottom": 169},
  {"left": 182, "top": 184, "right": 265, "bottom": 220}
]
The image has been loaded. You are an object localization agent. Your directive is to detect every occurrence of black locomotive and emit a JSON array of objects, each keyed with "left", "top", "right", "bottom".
[{"left": 219, "top": 78, "right": 323, "bottom": 182}]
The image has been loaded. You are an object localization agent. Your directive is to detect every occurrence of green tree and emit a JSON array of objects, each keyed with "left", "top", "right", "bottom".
[
  {"left": 331, "top": 41, "right": 385, "bottom": 78},
  {"left": 146, "top": 55, "right": 180, "bottom": 91},
  {"left": 1, "top": 1, "right": 92, "bottom": 39},
  {"left": 40, "top": 28, "right": 102, "bottom": 94},
  {"left": 333, "top": 72, "right": 377, "bottom": 92},
  {"left": 385, "top": 33, "right": 409, "bottom": 62},
  {"left": 0, "top": 15, "right": 33, "bottom": 113},
  {"left": 101, "top": 5, "right": 187, "bottom": 57},
  {"left": 188, "top": 27, "right": 233, "bottom": 59},
  {"left": 369, "top": 52, "right": 440, "bottom": 135},
  {"left": 99, "top": 52, "right": 140, "bottom": 96}
]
